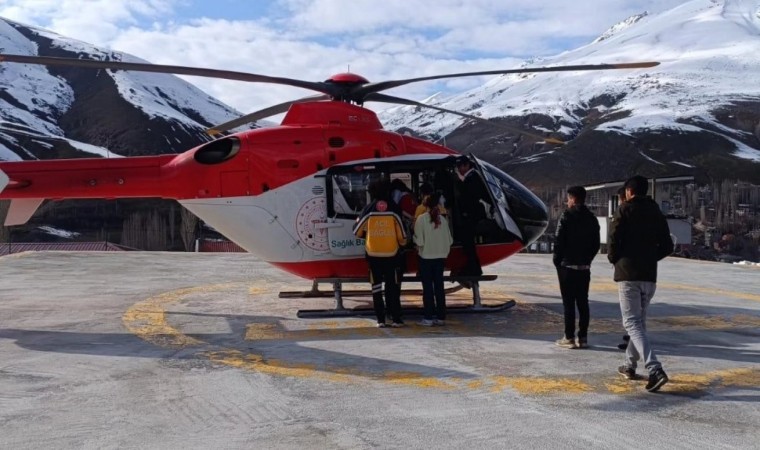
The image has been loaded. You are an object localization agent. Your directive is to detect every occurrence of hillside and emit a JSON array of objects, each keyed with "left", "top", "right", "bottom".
[
  {"left": 0, "top": 18, "right": 249, "bottom": 160},
  {"left": 380, "top": 0, "right": 760, "bottom": 188}
]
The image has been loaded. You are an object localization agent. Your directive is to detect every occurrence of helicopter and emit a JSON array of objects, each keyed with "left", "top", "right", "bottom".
[{"left": 0, "top": 53, "right": 658, "bottom": 310}]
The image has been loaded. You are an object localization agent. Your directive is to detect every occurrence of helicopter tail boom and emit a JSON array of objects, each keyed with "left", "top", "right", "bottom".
[{"left": 0, "top": 155, "right": 178, "bottom": 226}]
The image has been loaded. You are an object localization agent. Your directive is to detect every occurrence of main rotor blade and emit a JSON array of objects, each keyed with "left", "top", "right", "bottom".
[
  {"left": 365, "top": 93, "right": 564, "bottom": 145},
  {"left": 0, "top": 53, "right": 327, "bottom": 95},
  {"left": 206, "top": 94, "right": 331, "bottom": 135},
  {"left": 355, "top": 61, "right": 659, "bottom": 98}
]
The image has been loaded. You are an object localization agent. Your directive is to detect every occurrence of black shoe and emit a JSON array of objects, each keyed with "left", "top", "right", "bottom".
[
  {"left": 617, "top": 342, "right": 628, "bottom": 350},
  {"left": 646, "top": 368, "right": 669, "bottom": 392},
  {"left": 618, "top": 365, "right": 636, "bottom": 380}
]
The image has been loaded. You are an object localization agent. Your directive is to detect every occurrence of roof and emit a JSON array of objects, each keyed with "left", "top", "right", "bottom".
[
  {"left": 198, "top": 241, "right": 246, "bottom": 253},
  {"left": 0, "top": 242, "right": 134, "bottom": 256}
]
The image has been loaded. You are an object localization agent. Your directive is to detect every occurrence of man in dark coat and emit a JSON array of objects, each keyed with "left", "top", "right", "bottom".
[
  {"left": 454, "top": 156, "right": 491, "bottom": 276},
  {"left": 608, "top": 175, "right": 674, "bottom": 392},
  {"left": 553, "top": 186, "right": 600, "bottom": 349}
]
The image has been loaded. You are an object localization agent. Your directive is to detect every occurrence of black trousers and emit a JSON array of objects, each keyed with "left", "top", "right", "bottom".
[
  {"left": 458, "top": 219, "right": 482, "bottom": 276},
  {"left": 367, "top": 255, "right": 402, "bottom": 324},
  {"left": 557, "top": 266, "right": 591, "bottom": 339},
  {"left": 418, "top": 257, "right": 446, "bottom": 320}
]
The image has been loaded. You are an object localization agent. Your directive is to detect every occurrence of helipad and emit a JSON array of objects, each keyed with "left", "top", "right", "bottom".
[{"left": 1, "top": 252, "right": 758, "bottom": 448}]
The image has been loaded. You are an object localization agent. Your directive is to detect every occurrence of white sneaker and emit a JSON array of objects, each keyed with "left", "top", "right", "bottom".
[
  {"left": 433, "top": 319, "right": 445, "bottom": 326},
  {"left": 418, "top": 319, "right": 435, "bottom": 327}
]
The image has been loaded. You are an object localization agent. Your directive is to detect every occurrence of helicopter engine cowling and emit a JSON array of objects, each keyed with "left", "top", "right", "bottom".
[{"left": 193, "top": 136, "right": 241, "bottom": 165}]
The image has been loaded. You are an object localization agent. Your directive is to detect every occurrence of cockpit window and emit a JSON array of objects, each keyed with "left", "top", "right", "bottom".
[{"left": 478, "top": 160, "right": 547, "bottom": 222}]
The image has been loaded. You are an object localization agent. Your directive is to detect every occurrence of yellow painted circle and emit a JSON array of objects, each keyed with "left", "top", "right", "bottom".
[{"left": 123, "top": 282, "right": 760, "bottom": 396}]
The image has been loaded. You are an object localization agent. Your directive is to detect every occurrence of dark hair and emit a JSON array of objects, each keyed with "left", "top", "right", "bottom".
[
  {"left": 424, "top": 193, "right": 442, "bottom": 228},
  {"left": 391, "top": 178, "right": 410, "bottom": 193},
  {"left": 419, "top": 182, "right": 434, "bottom": 196},
  {"left": 566, "top": 185, "right": 586, "bottom": 204},
  {"left": 624, "top": 175, "right": 648, "bottom": 197},
  {"left": 455, "top": 155, "right": 470, "bottom": 167},
  {"left": 368, "top": 178, "right": 390, "bottom": 201}
]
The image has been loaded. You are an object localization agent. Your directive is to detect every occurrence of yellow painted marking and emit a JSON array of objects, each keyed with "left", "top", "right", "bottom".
[
  {"left": 385, "top": 371, "right": 457, "bottom": 390},
  {"left": 248, "top": 285, "right": 269, "bottom": 295},
  {"left": 490, "top": 375, "right": 592, "bottom": 394},
  {"left": 716, "top": 368, "right": 760, "bottom": 387},
  {"left": 245, "top": 323, "right": 286, "bottom": 341},
  {"left": 605, "top": 380, "right": 636, "bottom": 394},
  {"left": 124, "top": 282, "right": 760, "bottom": 397},
  {"left": 666, "top": 373, "right": 713, "bottom": 395},
  {"left": 605, "top": 368, "right": 760, "bottom": 395},
  {"left": 122, "top": 285, "right": 235, "bottom": 348}
]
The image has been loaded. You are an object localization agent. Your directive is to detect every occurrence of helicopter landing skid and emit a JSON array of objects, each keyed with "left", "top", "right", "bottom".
[{"left": 280, "top": 275, "right": 513, "bottom": 319}]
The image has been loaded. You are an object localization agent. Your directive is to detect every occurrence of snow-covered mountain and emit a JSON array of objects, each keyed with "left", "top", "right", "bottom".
[
  {"left": 1, "top": 0, "right": 760, "bottom": 189},
  {"left": 381, "top": 0, "right": 760, "bottom": 187},
  {"left": 0, "top": 18, "right": 249, "bottom": 161}
]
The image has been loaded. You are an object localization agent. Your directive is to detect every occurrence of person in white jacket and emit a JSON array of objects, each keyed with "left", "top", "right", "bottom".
[{"left": 414, "top": 193, "right": 454, "bottom": 326}]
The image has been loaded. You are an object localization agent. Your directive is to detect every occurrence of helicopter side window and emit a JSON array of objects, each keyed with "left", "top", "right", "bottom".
[{"left": 330, "top": 172, "right": 386, "bottom": 219}]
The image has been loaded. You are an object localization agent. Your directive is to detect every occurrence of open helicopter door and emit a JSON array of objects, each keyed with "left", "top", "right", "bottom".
[
  {"left": 324, "top": 154, "right": 459, "bottom": 259},
  {"left": 464, "top": 156, "right": 525, "bottom": 244},
  {"left": 323, "top": 153, "right": 529, "bottom": 258}
]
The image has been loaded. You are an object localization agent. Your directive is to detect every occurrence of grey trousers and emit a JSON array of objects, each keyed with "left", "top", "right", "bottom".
[{"left": 618, "top": 281, "right": 662, "bottom": 374}]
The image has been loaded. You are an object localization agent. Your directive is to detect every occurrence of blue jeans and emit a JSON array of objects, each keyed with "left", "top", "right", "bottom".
[
  {"left": 418, "top": 257, "right": 446, "bottom": 320},
  {"left": 618, "top": 281, "right": 662, "bottom": 374}
]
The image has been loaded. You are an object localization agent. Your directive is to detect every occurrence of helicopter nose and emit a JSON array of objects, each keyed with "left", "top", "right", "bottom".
[
  {"left": 475, "top": 158, "right": 549, "bottom": 247},
  {"left": 515, "top": 211, "right": 548, "bottom": 246},
  {"left": 501, "top": 179, "right": 548, "bottom": 246}
]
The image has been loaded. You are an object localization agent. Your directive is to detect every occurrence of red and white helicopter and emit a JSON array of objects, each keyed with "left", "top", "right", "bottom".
[{"left": 0, "top": 54, "right": 657, "bottom": 308}]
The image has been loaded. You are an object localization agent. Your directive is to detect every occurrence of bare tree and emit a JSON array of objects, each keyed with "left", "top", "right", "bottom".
[
  {"left": 180, "top": 207, "right": 199, "bottom": 252},
  {"left": 121, "top": 210, "right": 167, "bottom": 250},
  {"left": 0, "top": 200, "right": 8, "bottom": 242}
]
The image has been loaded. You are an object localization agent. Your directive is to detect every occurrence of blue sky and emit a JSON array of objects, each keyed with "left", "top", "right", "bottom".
[{"left": 0, "top": 0, "right": 689, "bottom": 112}]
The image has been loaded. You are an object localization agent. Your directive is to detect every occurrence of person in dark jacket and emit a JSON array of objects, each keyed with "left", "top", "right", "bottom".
[
  {"left": 614, "top": 186, "right": 631, "bottom": 351},
  {"left": 454, "top": 156, "right": 491, "bottom": 276},
  {"left": 553, "top": 186, "right": 600, "bottom": 349},
  {"left": 608, "top": 175, "right": 674, "bottom": 392}
]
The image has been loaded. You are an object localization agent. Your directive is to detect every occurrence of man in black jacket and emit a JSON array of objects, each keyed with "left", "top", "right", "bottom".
[
  {"left": 608, "top": 175, "right": 674, "bottom": 392},
  {"left": 553, "top": 186, "right": 600, "bottom": 349},
  {"left": 454, "top": 156, "right": 491, "bottom": 276}
]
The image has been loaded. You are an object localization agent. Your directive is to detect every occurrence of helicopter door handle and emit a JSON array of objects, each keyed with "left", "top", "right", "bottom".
[{"left": 315, "top": 222, "right": 344, "bottom": 229}]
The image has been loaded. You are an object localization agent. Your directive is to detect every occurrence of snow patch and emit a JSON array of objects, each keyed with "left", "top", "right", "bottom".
[
  {"left": 733, "top": 260, "right": 760, "bottom": 267},
  {"left": 37, "top": 226, "right": 80, "bottom": 239},
  {"left": 593, "top": 12, "right": 649, "bottom": 43},
  {"left": 65, "top": 139, "right": 123, "bottom": 158}
]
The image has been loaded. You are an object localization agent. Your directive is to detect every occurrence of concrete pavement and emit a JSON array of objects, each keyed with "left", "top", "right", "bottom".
[{"left": 1, "top": 251, "right": 758, "bottom": 449}]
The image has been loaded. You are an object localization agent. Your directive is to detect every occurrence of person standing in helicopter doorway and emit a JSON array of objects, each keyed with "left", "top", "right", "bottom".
[
  {"left": 453, "top": 156, "right": 490, "bottom": 276},
  {"left": 414, "top": 192, "right": 454, "bottom": 326},
  {"left": 553, "top": 186, "right": 600, "bottom": 349},
  {"left": 354, "top": 179, "right": 408, "bottom": 328}
]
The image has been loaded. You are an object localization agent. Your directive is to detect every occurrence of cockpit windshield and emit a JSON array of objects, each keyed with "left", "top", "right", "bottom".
[{"left": 478, "top": 159, "right": 548, "bottom": 224}]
